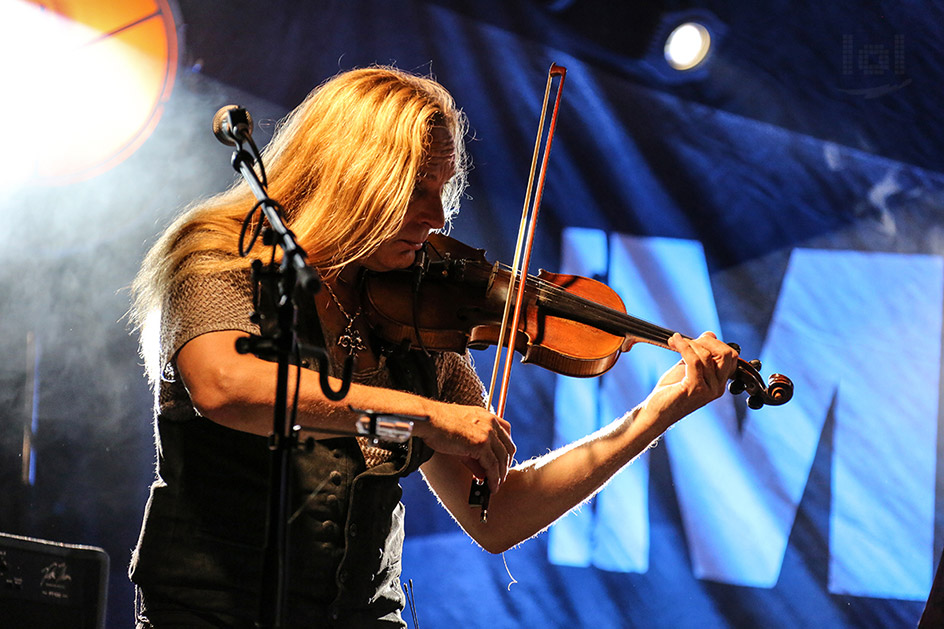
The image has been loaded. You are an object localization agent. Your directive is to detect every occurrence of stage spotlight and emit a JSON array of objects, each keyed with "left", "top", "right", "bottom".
[
  {"left": 664, "top": 22, "right": 711, "bottom": 71},
  {"left": 636, "top": 10, "right": 723, "bottom": 83},
  {"left": 0, "top": 0, "right": 179, "bottom": 186}
]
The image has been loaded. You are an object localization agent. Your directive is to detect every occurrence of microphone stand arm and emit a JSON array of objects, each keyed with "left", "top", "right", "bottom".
[
  {"left": 220, "top": 121, "right": 426, "bottom": 627},
  {"left": 225, "top": 141, "right": 342, "bottom": 629},
  {"left": 230, "top": 149, "right": 321, "bottom": 293}
]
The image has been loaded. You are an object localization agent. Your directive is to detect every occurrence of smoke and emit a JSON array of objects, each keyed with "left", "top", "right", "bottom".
[
  {"left": 0, "top": 70, "right": 286, "bottom": 618},
  {"left": 0, "top": 70, "right": 285, "bottom": 390}
]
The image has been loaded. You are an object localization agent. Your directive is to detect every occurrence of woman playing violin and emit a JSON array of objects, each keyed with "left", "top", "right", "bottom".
[{"left": 128, "top": 66, "right": 739, "bottom": 628}]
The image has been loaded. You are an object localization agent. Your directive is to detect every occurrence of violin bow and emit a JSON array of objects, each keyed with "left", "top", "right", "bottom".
[{"left": 471, "top": 63, "right": 567, "bottom": 522}]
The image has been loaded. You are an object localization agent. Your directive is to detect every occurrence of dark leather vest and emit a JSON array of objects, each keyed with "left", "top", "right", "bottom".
[{"left": 131, "top": 272, "right": 439, "bottom": 627}]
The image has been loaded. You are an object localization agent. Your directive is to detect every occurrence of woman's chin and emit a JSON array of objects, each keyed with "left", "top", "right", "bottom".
[{"left": 363, "top": 250, "right": 417, "bottom": 273}]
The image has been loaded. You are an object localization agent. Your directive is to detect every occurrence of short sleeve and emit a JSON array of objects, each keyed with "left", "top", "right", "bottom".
[
  {"left": 159, "top": 268, "right": 260, "bottom": 381},
  {"left": 437, "top": 351, "right": 488, "bottom": 408}
]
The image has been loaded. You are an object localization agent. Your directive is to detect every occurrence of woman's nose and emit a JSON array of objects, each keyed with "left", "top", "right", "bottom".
[{"left": 417, "top": 195, "right": 446, "bottom": 230}]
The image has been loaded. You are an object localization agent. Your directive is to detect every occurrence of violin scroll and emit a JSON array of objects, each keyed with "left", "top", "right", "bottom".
[{"left": 726, "top": 350, "right": 794, "bottom": 409}]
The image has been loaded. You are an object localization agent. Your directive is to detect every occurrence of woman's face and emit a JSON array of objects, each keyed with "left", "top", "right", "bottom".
[{"left": 360, "top": 126, "right": 455, "bottom": 273}]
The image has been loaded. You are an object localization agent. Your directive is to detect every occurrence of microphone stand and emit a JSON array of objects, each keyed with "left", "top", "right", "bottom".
[
  {"left": 215, "top": 106, "right": 428, "bottom": 627},
  {"left": 219, "top": 123, "right": 344, "bottom": 629}
]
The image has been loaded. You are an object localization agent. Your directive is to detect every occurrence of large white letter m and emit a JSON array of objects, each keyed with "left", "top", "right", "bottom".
[{"left": 549, "top": 227, "right": 941, "bottom": 600}]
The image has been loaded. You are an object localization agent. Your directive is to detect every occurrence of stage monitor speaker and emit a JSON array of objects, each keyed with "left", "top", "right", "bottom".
[{"left": 0, "top": 532, "right": 109, "bottom": 629}]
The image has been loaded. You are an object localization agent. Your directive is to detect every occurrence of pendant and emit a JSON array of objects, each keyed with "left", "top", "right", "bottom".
[{"left": 338, "top": 323, "right": 368, "bottom": 356}]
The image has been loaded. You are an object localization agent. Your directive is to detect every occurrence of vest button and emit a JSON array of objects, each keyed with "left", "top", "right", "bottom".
[
  {"left": 349, "top": 523, "right": 358, "bottom": 537},
  {"left": 329, "top": 471, "right": 343, "bottom": 485},
  {"left": 322, "top": 520, "right": 340, "bottom": 537}
]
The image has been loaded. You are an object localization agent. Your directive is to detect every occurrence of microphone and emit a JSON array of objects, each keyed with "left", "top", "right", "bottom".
[{"left": 212, "top": 105, "right": 254, "bottom": 146}]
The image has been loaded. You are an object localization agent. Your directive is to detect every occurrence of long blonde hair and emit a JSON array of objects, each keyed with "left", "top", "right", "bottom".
[{"left": 130, "top": 66, "right": 468, "bottom": 380}]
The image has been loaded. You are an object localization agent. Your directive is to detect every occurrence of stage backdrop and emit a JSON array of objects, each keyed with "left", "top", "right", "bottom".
[{"left": 1, "top": 1, "right": 941, "bottom": 627}]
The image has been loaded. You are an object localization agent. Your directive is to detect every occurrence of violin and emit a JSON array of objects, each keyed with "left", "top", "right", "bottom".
[
  {"left": 363, "top": 233, "right": 794, "bottom": 410},
  {"left": 365, "top": 63, "right": 792, "bottom": 522}
]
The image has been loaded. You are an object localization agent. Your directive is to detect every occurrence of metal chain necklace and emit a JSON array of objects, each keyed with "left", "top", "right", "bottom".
[{"left": 323, "top": 281, "right": 368, "bottom": 356}]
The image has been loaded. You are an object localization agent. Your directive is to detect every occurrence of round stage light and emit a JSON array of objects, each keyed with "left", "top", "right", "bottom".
[
  {"left": 1, "top": 0, "right": 179, "bottom": 185},
  {"left": 664, "top": 22, "right": 711, "bottom": 71}
]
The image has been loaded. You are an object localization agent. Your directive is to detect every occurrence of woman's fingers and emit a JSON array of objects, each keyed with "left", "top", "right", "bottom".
[
  {"left": 425, "top": 405, "right": 516, "bottom": 493},
  {"left": 483, "top": 417, "right": 515, "bottom": 492},
  {"left": 668, "top": 332, "right": 739, "bottom": 397}
]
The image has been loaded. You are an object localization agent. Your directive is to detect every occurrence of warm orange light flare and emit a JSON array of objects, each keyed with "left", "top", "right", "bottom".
[{"left": 1, "top": 0, "right": 178, "bottom": 185}]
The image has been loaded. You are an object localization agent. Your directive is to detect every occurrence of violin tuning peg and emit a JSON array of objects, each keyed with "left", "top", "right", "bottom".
[
  {"left": 750, "top": 359, "right": 762, "bottom": 370},
  {"left": 728, "top": 379, "right": 746, "bottom": 395},
  {"left": 727, "top": 342, "right": 741, "bottom": 354},
  {"left": 747, "top": 394, "right": 764, "bottom": 410}
]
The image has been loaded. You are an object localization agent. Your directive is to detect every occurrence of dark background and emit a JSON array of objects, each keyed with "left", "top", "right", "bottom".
[{"left": 2, "top": 1, "right": 942, "bottom": 626}]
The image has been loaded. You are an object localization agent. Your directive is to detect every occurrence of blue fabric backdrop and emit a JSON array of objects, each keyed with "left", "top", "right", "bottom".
[{"left": 1, "top": 1, "right": 942, "bottom": 627}]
